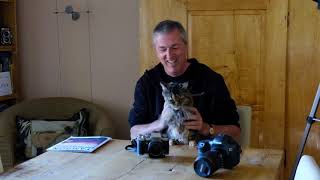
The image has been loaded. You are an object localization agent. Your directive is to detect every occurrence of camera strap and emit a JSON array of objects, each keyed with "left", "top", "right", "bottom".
[{"left": 125, "top": 139, "right": 137, "bottom": 153}]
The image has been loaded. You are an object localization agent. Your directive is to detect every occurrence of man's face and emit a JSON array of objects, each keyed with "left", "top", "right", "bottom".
[{"left": 153, "top": 29, "right": 188, "bottom": 77}]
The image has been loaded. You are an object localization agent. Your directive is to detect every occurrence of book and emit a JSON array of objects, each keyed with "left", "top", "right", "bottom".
[
  {"left": 0, "top": 71, "right": 12, "bottom": 96},
  {"left": 46, "top": 136, "right": 112, "bottom": 153}
]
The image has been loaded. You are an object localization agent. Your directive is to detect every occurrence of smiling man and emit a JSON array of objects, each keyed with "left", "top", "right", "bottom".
[
  {"left": 153, "top": 26, "right": 189, "bottom": 77},
  {"left": 128, "top": 20, "right": 240, "bottom": 141}
]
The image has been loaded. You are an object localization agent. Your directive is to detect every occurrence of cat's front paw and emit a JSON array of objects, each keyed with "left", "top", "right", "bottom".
[
  {"left": 169, "top": 139, "right": 174, "bottom": 146},
  {"left": 169, "top": 139, "right": 185, "bottom": 145},
  {"left": 188, "top": 140, "right": 196, "bottom": 147}
]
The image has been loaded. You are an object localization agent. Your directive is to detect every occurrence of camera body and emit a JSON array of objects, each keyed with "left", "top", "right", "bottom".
[
  {"left": 136, "top": 132, "right": 169, "bottom": 158},
  {"left": 0, "top": 28, "right": 13, "bottom": 45},
  {"left": 194, "top": 134, "right": 242, "bottom": 177}
]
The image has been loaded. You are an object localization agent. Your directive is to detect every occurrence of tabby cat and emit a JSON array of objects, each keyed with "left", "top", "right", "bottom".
[{"left": 159, "top": 82, "right": 195, "bottom": 144}]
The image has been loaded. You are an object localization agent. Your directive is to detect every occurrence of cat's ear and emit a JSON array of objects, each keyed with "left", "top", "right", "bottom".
[
  {"left": 160, "top": 82, "right": 168, "bottom": 91},
  {"left": 182, "top": 82, "right": 189, "bottom": 89}
]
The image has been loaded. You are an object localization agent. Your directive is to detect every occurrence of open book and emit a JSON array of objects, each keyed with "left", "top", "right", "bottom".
[{"left": 47, "top": 136, "right": 112, "bottom": 153}]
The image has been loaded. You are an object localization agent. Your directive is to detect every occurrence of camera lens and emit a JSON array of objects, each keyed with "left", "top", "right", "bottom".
[
  {"left": 148, "top": 141, "right": 163, "bottom": 158},
  {"left": 136, "top": 136, "right": 146, "bottom": 155},
  {"left": 194, "top": 158, "right": 214, "bottom": 177},
  {"left": 3, "top": 37, "right": 9, "bottom": 43},
  {"left": 194, "top": 151, "right": 221, "bottom": 177},
  {"left": 3, "top": 31, "right": 9, "bottom": 36}
]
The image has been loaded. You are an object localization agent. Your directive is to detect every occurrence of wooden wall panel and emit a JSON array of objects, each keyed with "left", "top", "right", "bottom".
[
  {"left": 188, "top": 10, "right": 266, "bottom": 147},
  {"left": 262, "top": 0, "right": 287, "bottom": 149},
  {"left": 139, "top": 0, "right": 187, "bottom": 72},
  {"left": 188, "top": 0, "right": 268, "bottom": 10},
  {"left": 286, "top": 0, "right": 320, "bottom": 177}
]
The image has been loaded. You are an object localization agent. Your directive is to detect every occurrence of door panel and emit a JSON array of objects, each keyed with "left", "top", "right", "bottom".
[
  {"left": 57, "top": 0, "right": 92, "bottom": 100},
  {"left": 189, "top": 10, "right": 266, "bottom": 147},
  {"left": 188, "top": 11, "right": 234, "bottom": 59},
  {"left": 189, "top": 11, "right": 265, "bottom": 105},
  {"left": 18, "top": 0, "right": 60, "bottom": 98},
  {"left": 140, "top": 0, "right": 287, "bottom": 149},
  {"left": 188, "top": 11, "right": 236, "bottom": 98},
  {"left": 235, "top": 11, "right": 265, "bottom": 105},
  {"left": 235, "top": 12, "right": 266, "bottom": 147},
  {"left": 187, "top": 0, "right": 268, "bottom": 10}
]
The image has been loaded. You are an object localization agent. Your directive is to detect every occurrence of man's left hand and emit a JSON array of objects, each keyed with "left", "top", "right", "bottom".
[{"left": 183, "top": 107, "right": 208, "bottom": 135}]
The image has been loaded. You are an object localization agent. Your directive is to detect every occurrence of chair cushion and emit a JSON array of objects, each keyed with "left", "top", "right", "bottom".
[{"left": 15, "top": 108, "right": 89, "bottom": 161}]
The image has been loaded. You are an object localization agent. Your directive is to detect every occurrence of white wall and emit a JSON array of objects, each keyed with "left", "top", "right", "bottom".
[{"left": 17, "top": 0, "right": 140, "bottom": 139}]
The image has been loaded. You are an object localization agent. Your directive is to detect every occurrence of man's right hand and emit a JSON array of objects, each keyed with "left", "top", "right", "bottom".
[{"left": 130, "top": 119, "right": 167, "bottom": 139}]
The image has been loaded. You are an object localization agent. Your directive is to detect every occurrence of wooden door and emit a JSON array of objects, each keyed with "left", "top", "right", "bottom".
[{"left": 140, "top": 0, "right": 287, "bottom": 149}]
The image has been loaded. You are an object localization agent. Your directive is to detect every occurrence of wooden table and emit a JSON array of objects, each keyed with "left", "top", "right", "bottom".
[{"left": 0, "top": 140, "right": 284, "bottom": 180}]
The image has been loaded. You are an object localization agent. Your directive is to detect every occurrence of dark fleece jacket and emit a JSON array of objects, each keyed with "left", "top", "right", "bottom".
[{"left": 128, "top": 58, "right": 239, "bottom": 128}]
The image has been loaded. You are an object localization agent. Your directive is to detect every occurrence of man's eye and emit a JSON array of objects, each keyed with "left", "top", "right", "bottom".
[{"left": 172, "top": 45, "right": 180, "bottom": 49}]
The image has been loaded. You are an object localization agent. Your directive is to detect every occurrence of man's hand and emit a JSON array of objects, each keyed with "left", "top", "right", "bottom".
[
  {"left": 130, "top": 119, "right": 167, "bottom": 140},
  {"left": 182, "top": 107, "right": 241, "bottom": 140},
  {"left": 183, "top": 107, "right": 209, "bottom": 135}
]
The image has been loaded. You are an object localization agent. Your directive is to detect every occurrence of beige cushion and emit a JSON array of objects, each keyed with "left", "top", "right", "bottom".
[
  {"left": 16, "top": 109, "right": 89, "bottom": 159},
  {"left": 0, "top": 97, "right": 114, "bottom": 171}
]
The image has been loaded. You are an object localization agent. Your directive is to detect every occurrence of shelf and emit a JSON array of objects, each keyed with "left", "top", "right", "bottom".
[
  {"left": 0, "top": 0, "right": 17, "bottom": 104},
  {"left": 0, "top": 93, "right": 16, "bottom": 101},
  {"left": 0, "top": 46, "right": 14, "bottom": 51},
  {"left": 0, "top": 0, "right": 14, "bottom": 3}
]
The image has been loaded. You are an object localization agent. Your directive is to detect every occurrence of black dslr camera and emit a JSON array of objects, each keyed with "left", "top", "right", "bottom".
[
  {"left": 194, "top": 134, "right": 242, "bottom": 177},
  {"left": 136, "top": 133, "right": 169, "bottom": 158}
]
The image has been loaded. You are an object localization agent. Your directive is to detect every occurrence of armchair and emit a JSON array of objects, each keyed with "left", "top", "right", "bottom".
[{"left": 0, "top": 97, "right": 114, "bottom": 171}]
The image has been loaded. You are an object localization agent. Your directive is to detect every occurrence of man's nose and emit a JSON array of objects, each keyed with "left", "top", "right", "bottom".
[{"left": 166, "top": 48, "right": 173, "bottom": 59}]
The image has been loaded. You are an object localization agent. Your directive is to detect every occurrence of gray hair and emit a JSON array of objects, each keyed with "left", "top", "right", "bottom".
[{"left": 152, "top": 20, "right": 188, "bottom": 45}]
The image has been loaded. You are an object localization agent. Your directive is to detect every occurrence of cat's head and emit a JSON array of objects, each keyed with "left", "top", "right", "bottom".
[{"left": 160, "top": 82, "right": 193, "bottom": 109}]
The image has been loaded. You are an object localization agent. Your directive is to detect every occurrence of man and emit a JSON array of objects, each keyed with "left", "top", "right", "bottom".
[{"left": 129, "top": 20, "right": 240, "bottom": 140}]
